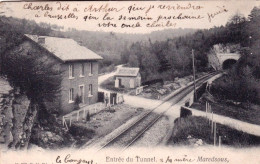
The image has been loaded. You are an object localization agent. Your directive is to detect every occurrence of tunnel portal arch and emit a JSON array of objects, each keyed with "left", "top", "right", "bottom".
[{"left": 222, "top": 59, "right": 237, "bottom": 70}]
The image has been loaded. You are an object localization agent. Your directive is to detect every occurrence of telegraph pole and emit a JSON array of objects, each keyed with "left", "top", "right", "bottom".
[{"left": 192, "top": 49, "right": 197, "bottom": 101}]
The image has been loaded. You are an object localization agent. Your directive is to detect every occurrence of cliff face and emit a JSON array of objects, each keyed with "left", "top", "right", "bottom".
[
  {"left": 0, "top": 77, "right": 36, "bottom": 149},
  {"left": 0, "top": 85, "right": 14, "bottom": 145},
  {"left": 0, "top": 77, "right": 74, "bottom": 150}
]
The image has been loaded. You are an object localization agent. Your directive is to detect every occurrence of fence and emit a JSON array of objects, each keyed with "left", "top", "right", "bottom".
[
  {"left": 117, "top": 94, "right": 124, "bottom": 104},
  {"left": 62, "top": 102, "right": 105, "bottom": 130},
  {"left": 135, "top": 85, "right": 148, "bottom": 95},
  {"left": 62, "top": 94, "right": 124, "bottom": 130}
]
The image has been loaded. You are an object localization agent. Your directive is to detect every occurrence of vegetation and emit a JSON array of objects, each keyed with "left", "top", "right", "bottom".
[
  {"left": 210, "top": 7, "right": 260, "bottom": 105},
  {"left": 100, "top": 76, "right": 131, "bottom": 93},
  {"left": 98, "top": 55, "right": 118, "bottom": 74},
  {"left": 121, "top": 8, "right": 260, "bottom": 83},
  {"left": 120, "top": 8, "right": 260, "bottom": 108},
  {"left": 0, "top": 17, "right": 62, "bottom": 109},
  {"left": 170, "top": 116, "right": 260, "bottom": 147},
  {"left": 0, "top": 16, "right": 198, "bottom": 75},
  {"left": 68, "top": 123, "right": 95, "bottom": 147},
  {"left": 1, "top": 6, "right": 260, "bottom": 149},
  {"left": 192, "top": 101, "right": 260, "bottom": 125},
  {"left": 0, "top": 16, "right": 63, "bottom": 149}
]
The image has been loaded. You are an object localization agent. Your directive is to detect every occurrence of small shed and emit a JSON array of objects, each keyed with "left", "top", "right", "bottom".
[{"left": 114, "top": 67, "right": 141, "bottom": 89}]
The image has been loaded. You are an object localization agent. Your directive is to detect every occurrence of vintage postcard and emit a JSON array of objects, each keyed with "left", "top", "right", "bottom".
[{"left": 0, "top": 1, "right": 260, "bottom": 164}]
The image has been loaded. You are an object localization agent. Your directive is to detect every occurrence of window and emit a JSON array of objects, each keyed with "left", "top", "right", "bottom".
[
  {"left": 69, "top": 64, "right": 74, "bottom": 78},
  {"left": 89, "top": 62, "right": 93, "bottom": 76},
  {"left": 80, "top": 63, "right": 85, "bottom": 77},
  {"left": 69, "top": 88, "right": 74, "bottom": 103},
  {"left": 88, "top": 84, "right": 93, "bottom": 97}
]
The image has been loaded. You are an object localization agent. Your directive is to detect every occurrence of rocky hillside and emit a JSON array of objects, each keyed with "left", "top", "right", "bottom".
[
  {"left": 0, "top": 77, "right": 75, "bottom": 150},
  {"left": 0, "top": 77, "right": 31, "bottom": 149}
]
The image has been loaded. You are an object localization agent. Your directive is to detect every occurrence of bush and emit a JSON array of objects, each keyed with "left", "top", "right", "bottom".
[
  {"left": 100, "top": 77, "right": 127, "bottom": 93},
  {"left": 86, "top": 111, "right": 90, "bottom": 121},
  {"left": 211, "top": 70, "right": 260, "bottom": 105},
  {"left": 210, "top": 51, "right": 260, "bottom": 105},
  {"left": 68, "top": 123, "right": 95, "bottom": 137},
  {"left": 142, "top": 78, "right": 163, "bottom": 86},
  {"left": 172, "top": 116, "right": 211, "bottom": 145},
  {"left": 68, "top": 123, "right": 95, "bottom": 147},
  {"left": 73, "top": 94, "right": 81, "bottom": 111},
  {"left": 99, "top": 64, "right": 116, "bottom": 74},
  {"left": 180, "top": 107, "right": 192, "bottom": 118}
]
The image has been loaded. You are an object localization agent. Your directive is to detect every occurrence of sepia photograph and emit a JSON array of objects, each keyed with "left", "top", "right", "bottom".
[{"left": 0, "top": 1, "right": 260, "bottom": 164}]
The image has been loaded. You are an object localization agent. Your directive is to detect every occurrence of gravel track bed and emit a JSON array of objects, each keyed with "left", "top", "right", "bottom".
[
  {"left": 106, "top": 112, "right": 160, "bottom": 147},
  {"left": 132, "top": 116, "right": 170, "bottom": 147}
]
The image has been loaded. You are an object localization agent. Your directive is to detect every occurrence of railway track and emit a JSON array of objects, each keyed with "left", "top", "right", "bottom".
[{"left": 98, "top": 72, "right": 219, "bottom": 150}]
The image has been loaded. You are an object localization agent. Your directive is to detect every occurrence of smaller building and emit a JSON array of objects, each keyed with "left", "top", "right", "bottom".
[{"left": 114, "top": 67, "right": 141, "bottom": 89}]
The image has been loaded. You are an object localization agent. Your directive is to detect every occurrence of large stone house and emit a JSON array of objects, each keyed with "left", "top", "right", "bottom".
[
  {"left": 114, "top": 67, "right": 141, "bottom": 89},
  {"left": 24, "top": 34, "right": 103, "bottom": 114}
]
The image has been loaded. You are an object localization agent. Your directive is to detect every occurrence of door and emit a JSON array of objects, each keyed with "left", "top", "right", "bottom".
[
  {"left": 119, "top": 79, "right": 122, "bottom": 87},
  {"left": 79, "top": 85, "right": 84, "bottom": 103},
  {"left": 130, "top": 79, "right": 134, "bottom": 88}
]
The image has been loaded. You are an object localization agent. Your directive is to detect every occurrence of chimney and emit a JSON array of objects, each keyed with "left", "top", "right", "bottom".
[{"left": 38, "top": 36, "right": 45, "bottom": 44}]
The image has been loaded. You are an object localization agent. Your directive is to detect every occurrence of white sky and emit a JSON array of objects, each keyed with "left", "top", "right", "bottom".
[{"left": 1, "top": 1, "right": 260, "bottom": 34}]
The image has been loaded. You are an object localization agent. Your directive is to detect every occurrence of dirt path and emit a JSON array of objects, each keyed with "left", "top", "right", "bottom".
[{"left": 98, "top": 65, "right": 123, "bottom": 85}]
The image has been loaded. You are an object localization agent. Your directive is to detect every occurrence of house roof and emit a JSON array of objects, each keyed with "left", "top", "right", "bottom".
[
  {"left": 115, "top": 67, "right": 140, "bottom": 77},
  {"left": 25, "top": 34, "right": 103, "bottom": 62}
]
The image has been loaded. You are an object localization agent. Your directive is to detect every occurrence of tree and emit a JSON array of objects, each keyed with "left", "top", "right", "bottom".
[
  {"left": 3, "top": 50, "right": 62, "bottom": 103},
  {"left": 2, "top": 46, "right": 63, "bottom": 149},
  {"left": 248, "top": 7, "right": 260, "bottom": 21},
  {"left": 227, "top": 12, "right": 246, "bottom": 25},
  {"left": 0, "top": 19, "right": 62, "bottom": 149},
  {"left": 74, "top": 94, "right": 81, "bottom": 111},
  {"left": 128, "top": 42, "right": 145, "bottom": 69},
  {"left": 149, "top": 40, "right": 171, "bottom": 73},
  {"left": 142, "top": 47, "right": 160, "bottom": 80}
]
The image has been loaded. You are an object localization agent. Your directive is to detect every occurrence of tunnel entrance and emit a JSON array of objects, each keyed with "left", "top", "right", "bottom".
[{"left": 222, "top": 59, "right": 237, "bottom": 70}]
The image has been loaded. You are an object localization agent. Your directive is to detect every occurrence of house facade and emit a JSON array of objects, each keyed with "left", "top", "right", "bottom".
[
  {"left": 60, "top": 61, "right": 100, "bottom": 114},
  {"left": 25, "top": 35, "right": 103, "bottom": 114},
  {"left": 114, "top": 67, "right": 141, "bottom": 89}
]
